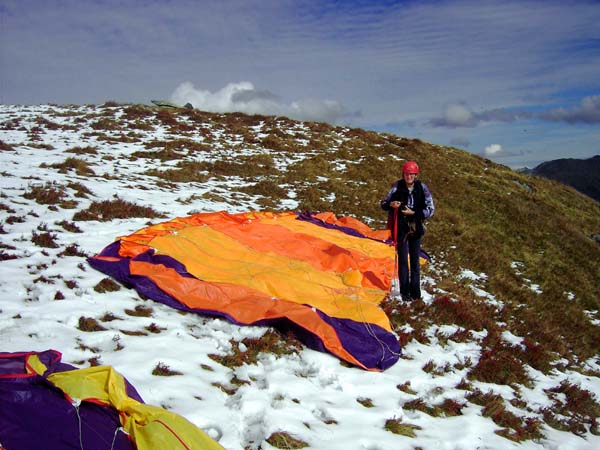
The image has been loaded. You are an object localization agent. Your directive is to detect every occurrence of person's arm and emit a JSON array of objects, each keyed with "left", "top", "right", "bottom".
[
  {"left": 422, "top": 183, "right": 435, "bottom": 219},
  {"left": 380, "top": 183, "right": 398, "bottom": 211}
]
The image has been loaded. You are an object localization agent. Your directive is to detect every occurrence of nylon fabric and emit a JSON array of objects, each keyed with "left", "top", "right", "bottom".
[
  {"left": 134, "top": 224, "right": 390, "bottom": 329},
  {"left": 49, "top": 366, "right": 224, "bottom": 450},
  {"left": 0, "top": 351, "right": 224, "bottom": 450},
  {"left": 129, "top": 260, "right": 368, "bottom": 369},
  {"left": 89, "top": 211, "right": 406, "bottom": 370}
]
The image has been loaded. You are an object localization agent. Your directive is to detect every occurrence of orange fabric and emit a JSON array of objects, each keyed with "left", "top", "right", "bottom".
[
  {"left": 129, "top": 260, "right": 368, "bottom": 370},
  {"left": 313, "top": 212, "right": 391, "bottom": 241},
  {"left": 118, "top": 240, "right": 153, "bottom": 258},
  {"left": 187, "top": 214, "right": 393, "bottom": 290},
  {"left": 141, "top": 225, "right": 391, "bottom": 329},
  {"left": 117, "top": 211, "right": 397, "bottom": 292}
]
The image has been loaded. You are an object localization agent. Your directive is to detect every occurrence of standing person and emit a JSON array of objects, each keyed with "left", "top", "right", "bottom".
[{"left": 380, "top": 161, "right": 435, "bottom": 301}]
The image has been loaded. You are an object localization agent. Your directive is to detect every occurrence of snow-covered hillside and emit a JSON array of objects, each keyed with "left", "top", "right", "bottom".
[{"left": 1, "top": 104, "right": 599, "bottom": 450}]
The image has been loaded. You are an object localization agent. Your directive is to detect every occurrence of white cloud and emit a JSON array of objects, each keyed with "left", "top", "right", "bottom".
[
  {"left": 170, "top": 81, "right": 346, "bottom": 123},
  {"left": 445, "top": 103, "right": 474, "bottom": 127},
  {"left": 484, "top": 144, "right": 503, "bottom": 156},
  {"left": 480, "top": 143, "right": 525, "bottom": 160},
  {"left": 428, "top": 103, "right": 476, "bottom": 128}
]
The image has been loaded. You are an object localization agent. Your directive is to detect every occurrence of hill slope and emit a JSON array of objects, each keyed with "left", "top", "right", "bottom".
[{"left": 1, "top": 103, "right": 599, "bottom": 449}]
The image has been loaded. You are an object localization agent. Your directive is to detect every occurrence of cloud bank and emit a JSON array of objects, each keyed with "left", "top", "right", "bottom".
[
  {"left": 429, "top": 96, "right": 600, "bottom": 129},
  {"left": 428, "top": 103, "right": 533, "bottom": 128},
  {"left": 541, "top": 95, "right": 600, "bottom": 124},
  {"left": 170, "top": 81, "right": 347, "bottom": 124}
]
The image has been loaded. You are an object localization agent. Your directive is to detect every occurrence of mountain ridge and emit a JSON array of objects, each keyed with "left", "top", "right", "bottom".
[{"left": 519, "top": 155, "right": 600, "bottom": 202}]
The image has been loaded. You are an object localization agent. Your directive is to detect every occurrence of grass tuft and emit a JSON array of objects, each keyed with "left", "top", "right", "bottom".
[
  {"left": 58, "top": 244, "right": 87, "bottom": 257},
  {"left": 357, "top": 397, "right": 375, "bottom": 408},
  {"left": 145, "top": 322, "right": 166, "bottom": 334},
  {"left": 78, "top": 316, "right": 107, "bottom": 332},
  {"left": 124, "top": 305, "right": 153, "bottom": 317},
  {"left": 469, "top": 342, "right": 531, "bottom": 387},
  {"left": 31, "top": 231, "right": 59, "bottom": 248},
  {"left": 0, "top": 139, "right": 15, "bottom": 151},
  {"left": 152, "top": 362, "right": 182, "bottom": 376},
  {"left": 543, "top": 380, "right": 600, "bottom": 436},
  {"left": 93, "top": 278, "right": 121, "bottom": 293},
  {"left": 467, "top": 389, "right": 544, "bottom": 441},
  {"left": 73, "top": 197, "right": 164, "bottom": 221},
  {"left": 384, "top": 418, "right": 422, "bottom": 437},
  {"left": 265, "top": 431, "right": 308, "bottom": 449},
  {"left": 208, "top": 329, "right": 303, "bottom": 368},
  {"left": 43, "top": 157, "right": 96, "bottom": 176},
  {"left": 57, "top": 220, "right": 83, "bottom": 233},
  {"left": 24, "top": 182, "right": 67, "bottom": 205}
]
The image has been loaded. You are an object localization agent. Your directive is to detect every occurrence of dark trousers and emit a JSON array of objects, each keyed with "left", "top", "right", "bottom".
[{"left": 397, "top": 235, "right": 421, "bottom": 300}]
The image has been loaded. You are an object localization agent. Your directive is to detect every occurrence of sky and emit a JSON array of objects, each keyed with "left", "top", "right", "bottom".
[
  {"left": 1, "top": 0, "right": 600, "bottom": 168},
  {"left": 2, "top": 103, "right": 599, "bottom": 449}
]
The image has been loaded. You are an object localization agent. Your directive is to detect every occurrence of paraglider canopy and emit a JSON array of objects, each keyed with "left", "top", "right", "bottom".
[{"left": 89, "top": 211, "right": 429, "bottom": 370}]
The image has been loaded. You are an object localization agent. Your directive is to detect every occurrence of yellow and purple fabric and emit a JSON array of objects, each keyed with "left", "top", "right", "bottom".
[
  {"left": 89, "top": 211, "right": 426, "bottom": 370},
  {"left": 0, "top": 350, "right": 224, "bottom": 450}
]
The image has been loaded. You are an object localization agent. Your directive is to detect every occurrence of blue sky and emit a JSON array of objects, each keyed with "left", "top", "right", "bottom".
[{"left": 1, "top": 0, "right": 599, "bottom": 168}]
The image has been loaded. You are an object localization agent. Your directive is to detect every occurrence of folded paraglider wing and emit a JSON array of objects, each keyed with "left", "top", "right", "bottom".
[{"left": 0, "top": 350, "right": 224, "bottom": 450}]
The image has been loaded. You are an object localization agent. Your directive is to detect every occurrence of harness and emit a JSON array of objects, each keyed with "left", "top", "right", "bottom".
[{"left": 389, "top": 180, "right": 425, "bottom": 239}]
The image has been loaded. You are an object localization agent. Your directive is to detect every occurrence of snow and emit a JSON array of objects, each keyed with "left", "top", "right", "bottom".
[{"left": 1, "top": 104, "right": 599, "bottom": 450}]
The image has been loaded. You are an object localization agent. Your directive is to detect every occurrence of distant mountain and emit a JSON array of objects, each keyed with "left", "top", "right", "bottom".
[{"left": 522, "top": 155, "right": 600, "bottom": 202}]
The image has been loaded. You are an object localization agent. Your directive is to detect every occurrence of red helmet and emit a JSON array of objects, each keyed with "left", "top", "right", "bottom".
[{"left": 402, "top": 161, "right": 419, "bottom": 175}]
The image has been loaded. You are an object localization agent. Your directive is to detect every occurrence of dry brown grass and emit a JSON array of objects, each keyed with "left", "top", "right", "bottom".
[
  {"left": 543, "top": 380, "right": 600, "bottom": 436},
  {"left": 144, "top": 138, "right": 212, "bottom": 153},
  {"left": 384, "top": 418, "right": 422, "bottom": 437},
  {"left": 65, "top": 145, "right": 98, "bottom": 155},
  {"left": 152, "top": 362, "right": 183, "bottom": 376},
  {"left": 265, "top": 431, "right": 308, "bottom": 449},
  {"left": 467, "top": 390, "right": 544, "bottom": 441},
  {"left": 31, "top": 230, "right": 59, "bottom": 248},
  {"left": 90, "top": 118, "right": 122, "bottom": 131},
  {"left": 145, "top": 162, "right": 209, "bottom": 183},
  {"left": 58, "top": 244, "right": 87, "bottom": 257},
  {"left": 124, "top": 305, "right": 154, "bottom": 317},
  {"left": 78, "top": 316, "right": 107, "bottom": 332},
  {"left": 0, "top": 139, "right": 15, "bottom": 151},
  {"left": 56, "top": 220, "right": 82, "bottom": 233},
  {"left": 72, "top": 197, "right": 164, "bottom": 221},
  {"left": 208, "top": 329, "right": 303, "bottom": 368},
  {"left": 43, "top": 157, "right": 96, "bottom": 176},
  {"left": 93, "top": 278, "right": 121, "bottom": 293},
  {"left": 23, "top": 182, "right": 78, "bottom": 209}
]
